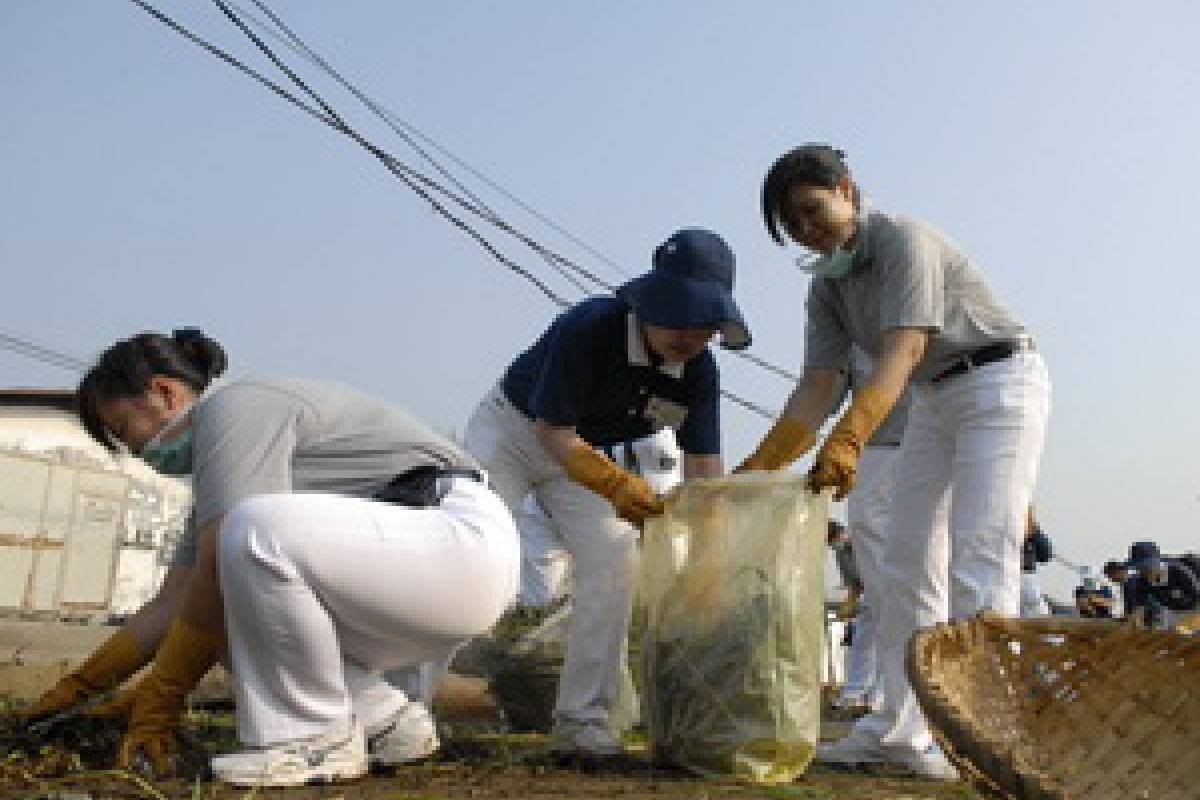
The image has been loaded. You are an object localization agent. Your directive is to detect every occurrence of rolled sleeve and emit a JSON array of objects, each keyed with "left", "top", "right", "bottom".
[{"left": 877, "top": 219, "right": 944, "bottom": 332}]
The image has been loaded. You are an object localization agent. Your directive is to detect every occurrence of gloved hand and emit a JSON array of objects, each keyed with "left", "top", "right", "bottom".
[
  {"left": 564, "top": 444, "right": 664, "bottom": 525},
  {"left": 117, "top": 618, "right": 223, "bottom": 776},
  {"left": 734, "top": 416, "right": 816, "bottom": 473},
  {"left": 809, "top": 384, "right": 896, "bottom": 500},
  {"left": 84, "top": 690, "right": 135, "bottom": 719},
  {"left": 19, "top": 628, "right": 145, "bottom": 722},
  {"left": 836, "top": 593, "right": 861, "bottom": 622}
]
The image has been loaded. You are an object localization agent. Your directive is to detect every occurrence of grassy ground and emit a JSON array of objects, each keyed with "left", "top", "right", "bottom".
[{"left": 0, "top": 702, "right": 985, "bottom": 800}]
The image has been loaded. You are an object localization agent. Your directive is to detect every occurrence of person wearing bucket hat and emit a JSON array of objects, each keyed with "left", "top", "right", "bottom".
[
  {"left": 1123, "top": 541, "right": 1200, "bottom": 628},
  {"left": 740, "top": 143, "right": 1050, "bottom": 781},
  {"left": 464, "top": 227, "right": 744, "bottom": 756}
]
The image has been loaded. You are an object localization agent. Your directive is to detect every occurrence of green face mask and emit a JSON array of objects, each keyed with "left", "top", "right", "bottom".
[
  {"left": 795, "top": 206, "right": 869, "bottom": 280},
  {"left": 802, "top": 247, "right": 857, "bottom": 279},
  {"left": 139, "top": 410, "right": 194, "bottom": 475}
]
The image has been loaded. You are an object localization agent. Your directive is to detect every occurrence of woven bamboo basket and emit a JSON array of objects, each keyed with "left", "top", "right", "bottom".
[{"left": 907, "top": 612, "right": 1200, "bottom": 800}]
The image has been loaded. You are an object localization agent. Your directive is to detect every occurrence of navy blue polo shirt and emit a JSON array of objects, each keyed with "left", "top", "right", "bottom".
[{"left": 501, "top": 297, "right": 720, "bottom": 454}]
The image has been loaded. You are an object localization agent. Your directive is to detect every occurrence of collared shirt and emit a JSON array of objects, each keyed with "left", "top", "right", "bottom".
[
  {"left": 501, "top": 296, "right": 720, "bottom": 454},
  {"left": 804, "top": 210, "right": 1030, "bottom": 383}
]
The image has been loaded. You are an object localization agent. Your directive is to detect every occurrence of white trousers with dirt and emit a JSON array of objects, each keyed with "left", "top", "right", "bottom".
[
  {"left": 854, "top": 352, "right": 1050, "bottom": 754},
  {"left": 217, "top": 481, "right": 520, "bottom": 746},
  {"left": 465, "top": 386, "right": 639, "bottom": 735}
]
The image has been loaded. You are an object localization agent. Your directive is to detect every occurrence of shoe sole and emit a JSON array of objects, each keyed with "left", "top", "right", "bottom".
[
  {"left": 369, "top": 735, "right": 440, "bottom": 768},
  {"left": 215, "top": 758, "right": 367, "bottom": 788}
]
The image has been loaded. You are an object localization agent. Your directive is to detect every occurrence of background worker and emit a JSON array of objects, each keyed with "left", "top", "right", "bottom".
[
  {"left": 1103, "top": 560, "right": 1134, "bottom": 617},
  {"left": 1123, "top": 541, "right": 1200, "bottom": 629},
  {"left": 32, "top": 330, "right": 520, "bottom": 787},
  {"left": 827, "top": 520, "right": 871, "bottom": 711},
  {"left": 739, "top": 143, "right": 1050, "bottom": 780},
  {"left": 465, "top": 228, "right": 747, "bottom": 757},
  {"left": 1021, "top": 506, "right": 1053, "bottom": 617},
  {"left": 1074, "top": 575, "right": 1115, "bottom": 619}
]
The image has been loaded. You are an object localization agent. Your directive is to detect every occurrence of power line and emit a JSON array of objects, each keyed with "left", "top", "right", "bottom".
[
  {"left": 0, "top": 332, "right": 88, "bottom": 373},
  {"left": 124, "top": 0, "right": 787, "bottom": 418},
  {"left": 225, "top": 0, "right": 799, "bottom": 387}
]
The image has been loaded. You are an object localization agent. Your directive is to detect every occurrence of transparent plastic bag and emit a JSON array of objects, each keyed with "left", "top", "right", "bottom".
[{"left": 639, "top": 473, "right": 827, "bottom": 783}]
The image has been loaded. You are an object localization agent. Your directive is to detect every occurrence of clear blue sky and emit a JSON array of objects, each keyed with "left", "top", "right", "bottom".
[{"left": 3, "top": 2, "right": 1197, "bottom": 599}]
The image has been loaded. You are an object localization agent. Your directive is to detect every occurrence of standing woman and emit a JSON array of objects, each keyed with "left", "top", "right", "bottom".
[
  {"left": 466, "top": 228, "right": 749, "bottom": 756},
  {"left": 37, "top": 330, "right": 520, "bottom": 787},
  {"left": 739, "top": 144, "right": 1049, "bottom": 779}
]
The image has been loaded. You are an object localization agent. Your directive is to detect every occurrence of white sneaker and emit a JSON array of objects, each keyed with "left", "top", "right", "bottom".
[
  {"left": 884, "top": 742, "right": 960, "bottom": 782},
  {"left": 211, "top": 723, "right": 367, "bottom": 787},
  {"left": 816, "top": 727, "right": 886, "bottom": 766},
  {"left": 366, "top": 702, "right": 440, "bottom": 766},
  {"left": 549, "top": 721, "right": 624, "bottom": 757}
]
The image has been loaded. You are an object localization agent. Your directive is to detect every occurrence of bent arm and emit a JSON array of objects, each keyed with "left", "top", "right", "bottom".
[
  {"left": 534, "top": 420, "right": 589, "bottom": 467},
  {"left": 176, "top": 517, "right": 225, "bottom": 634},
  {"left": 780, "top": 366, "right": 843, "bottom": 430},
  {"left": 860, "top": 327, "right": 928, "bottom": 402},
  {"left": 119, "top": 564, "right": 193, "bottom": 658}
]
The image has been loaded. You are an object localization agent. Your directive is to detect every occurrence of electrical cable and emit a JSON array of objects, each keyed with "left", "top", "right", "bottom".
[
  {"left": 125, "top": 0, "right": 786, "bottom": 417},
  {"left": 0, "top": 332, "right": 88, "bottom": 373},
  {"left": 227, "top": 0, "right": 798, "bottom": 385}
]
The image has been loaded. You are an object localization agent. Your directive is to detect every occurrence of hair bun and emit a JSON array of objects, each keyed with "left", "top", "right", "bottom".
[
  {"left": 172, "top": 327, "right": 206, "bottom": 345},
  {"left": 171, "top": 327, "right": 228, "bottom": 382}
]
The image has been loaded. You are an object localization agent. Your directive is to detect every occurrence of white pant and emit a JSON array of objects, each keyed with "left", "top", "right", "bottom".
[
  {"left": 217, "top": 482, "right": 520, "bottom": 746},
  {"left": 465, "top": 386, "right": 639, "bottom": 732},
  {"left": 838, "top": 445, "right": 902, "bottom": 704},
  {"left": 1020, "top": 572, "right": 1049, "bottom": 617},
  {"left": 516, "top": 500, "right": 572, "bottom": 607},
  {"left": 855, "top": 352, "right": 1050, "bottom": 752}
]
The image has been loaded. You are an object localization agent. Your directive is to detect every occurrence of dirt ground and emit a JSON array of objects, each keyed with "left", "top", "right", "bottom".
[
  {"left": 0, "top": 621, "right": 983, "bottom": 799},
  {"left": 0, "top": 705, "right": 984, "bottom": 800}
]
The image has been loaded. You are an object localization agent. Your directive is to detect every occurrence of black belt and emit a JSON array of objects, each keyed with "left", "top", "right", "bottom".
[
  {"left": 931, "top": 341, "right": 1027, "bottom": 384},
  {"left": 375, "top": 466, "right": 485, "bottom": 508}
]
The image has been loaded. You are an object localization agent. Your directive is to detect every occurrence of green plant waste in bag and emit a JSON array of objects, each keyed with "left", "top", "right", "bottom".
[{"left": 640, "top": 473, "right": 827, "bottom": 783}]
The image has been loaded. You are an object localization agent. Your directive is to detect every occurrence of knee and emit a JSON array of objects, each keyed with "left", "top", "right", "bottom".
[{"left": 574, "top": 518, "right": 638, "bottom": 572}]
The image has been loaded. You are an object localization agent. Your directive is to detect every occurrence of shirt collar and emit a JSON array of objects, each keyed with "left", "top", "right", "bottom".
[{"left": 626, "top": 313, "right": 684, "bottom": 379}]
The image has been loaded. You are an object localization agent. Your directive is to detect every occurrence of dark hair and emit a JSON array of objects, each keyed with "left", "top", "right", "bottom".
[
  {"left": 761, "top": 143, "right": 859, "bottom": 245},
  {"left": 77, "top": 328, "right": 228, "bottom": 450}
]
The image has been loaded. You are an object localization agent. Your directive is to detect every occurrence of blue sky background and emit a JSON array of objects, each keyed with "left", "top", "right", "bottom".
[{"left": 2, "top": 2, "right": 1197, "bottom": 600}]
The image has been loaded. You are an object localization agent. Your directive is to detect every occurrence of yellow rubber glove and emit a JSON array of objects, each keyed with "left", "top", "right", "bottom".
[
  {"left": 734, "top": 416, "right": 816, "bottom": 473},
  {"left": 84, "top": 689, "right": 135, "bottom": 719},
  {"left": 20, "top": 628, "right": 146, "bottom": 721},
  {"left": 564, "top": 444, "right": 664, "bottom": 525},
  {"left": 117, "top": 618, "right": 224, "bottom": 776},
  {"left": 836, "top": 592, "right": 861, "bottom": 622},
  {"left": 809, "top": 384, "right": 897, "bottom": 500}
]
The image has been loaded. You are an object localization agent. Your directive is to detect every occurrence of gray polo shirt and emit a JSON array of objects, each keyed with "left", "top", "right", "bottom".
[
  {"left": 172, "top": 376, "right": 476, "bottom": 565},
  {"left": 804, "top": 210, "right": 1029, "bottom": 383}
]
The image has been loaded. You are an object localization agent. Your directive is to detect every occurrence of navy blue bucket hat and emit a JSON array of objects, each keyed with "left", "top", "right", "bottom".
[
  {"left": 1126, "top": 540, "right": 1162, "bottom": 570},
  {"left": 615, "top": 228, "right": 751, "bottom": 350}
]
